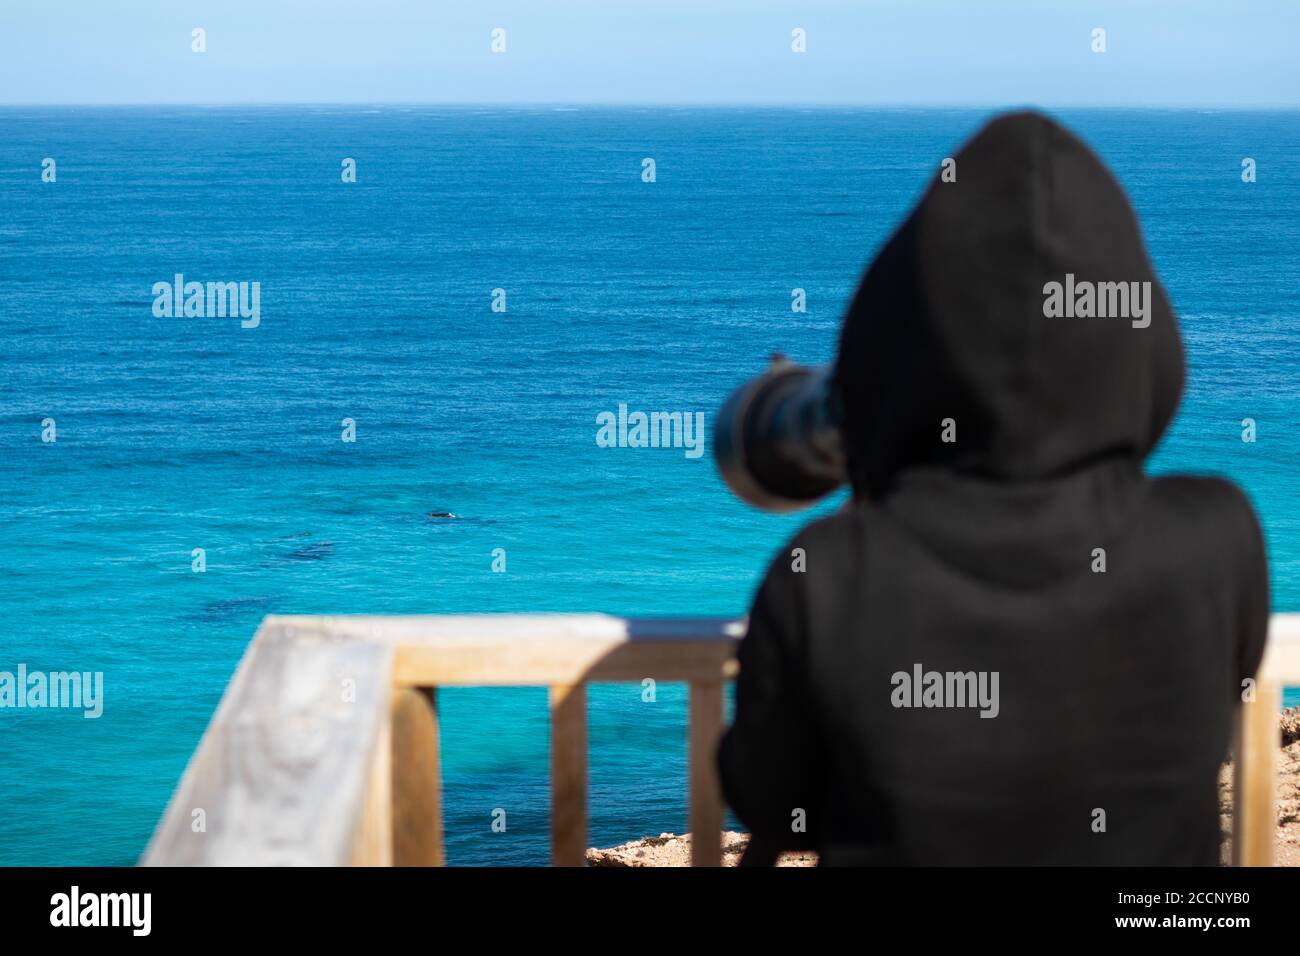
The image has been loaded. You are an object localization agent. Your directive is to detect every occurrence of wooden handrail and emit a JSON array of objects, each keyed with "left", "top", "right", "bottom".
[{"left": 142, "top": 613, "right": 1300, "bottom": 867}]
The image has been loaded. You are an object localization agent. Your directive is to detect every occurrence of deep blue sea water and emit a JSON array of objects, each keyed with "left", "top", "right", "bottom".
[{"left": 1, "top": 107, "right": 1297, "bottom": 866}]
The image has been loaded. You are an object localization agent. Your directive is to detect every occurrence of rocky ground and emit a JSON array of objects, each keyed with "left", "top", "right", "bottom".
[
  {"left": 590, "top": 707, "right": 1300, "bottom": 867},
  {"left": 586, "top": 831, "right": 816, "bottom": 867}
]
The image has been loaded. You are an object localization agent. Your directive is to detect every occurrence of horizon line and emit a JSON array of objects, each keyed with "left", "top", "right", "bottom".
[{"left": 3, "top": 101, "right": 1299, "bottom": 111}]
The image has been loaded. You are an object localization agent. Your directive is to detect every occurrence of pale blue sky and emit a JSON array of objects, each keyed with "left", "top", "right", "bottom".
[{"left": 2, "top": 0, "right": 1297, "bottom": 107}]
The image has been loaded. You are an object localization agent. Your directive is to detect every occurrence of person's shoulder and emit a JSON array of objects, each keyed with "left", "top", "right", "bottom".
[
  {"left": 1148, "top": 474, "right": 1257, "bottom": 518},
  {"left": 782, "top": 503, "right": 868, "bottom": 558},
  {"left": 755, "top": 504, "right": 869, "bottom": 596},
  {"left": 1147, "top": 474, "right": 1264, "bottom": 550},
  {"left": 748, "top": 506, "right": 867, "bottom": 649}
]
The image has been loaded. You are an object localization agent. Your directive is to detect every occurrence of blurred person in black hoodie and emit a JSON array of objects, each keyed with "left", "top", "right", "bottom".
[{"left": 717, "top": 111, "right": 1270, "bottom": 866}]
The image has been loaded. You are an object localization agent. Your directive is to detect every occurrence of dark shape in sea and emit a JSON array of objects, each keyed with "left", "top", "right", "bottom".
[
  {"left": 192, "top": 595, "right": 277, "bottom": 622},
  {"left": 285, "top": 541, "right": 335, "bottom": 561},
  {"left": 427, "top": 511, "right": 457, "bottom": 519}
]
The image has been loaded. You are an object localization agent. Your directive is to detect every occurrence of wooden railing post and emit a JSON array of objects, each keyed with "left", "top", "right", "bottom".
[
  {"left": 1233, "top": 681, "right": 1280, "bottom": 866},
  {"left": 391, "top": 687, "right": 444, "bottom": 866},
  {"left": 689, "top": 680, "right": 724, "bottom": 866},
  {"left": 550, "top": 683, "right": 588, "bottom": 866},
  {"left": 351, "top": 715, "right": 394, "bottom": 866}
]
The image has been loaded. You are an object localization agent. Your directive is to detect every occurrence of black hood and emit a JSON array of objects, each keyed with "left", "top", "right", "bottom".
[{"left": 835, "top": 111, "right": 1184, "bottom": 499}]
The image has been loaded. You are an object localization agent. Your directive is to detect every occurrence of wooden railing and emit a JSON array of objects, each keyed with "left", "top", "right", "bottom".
[
  {"left": 142, "top": 614, "right": 742, "bottom": 866},
  {"left": 142, "top": 613, "right": 1300, "bottom": 866}
]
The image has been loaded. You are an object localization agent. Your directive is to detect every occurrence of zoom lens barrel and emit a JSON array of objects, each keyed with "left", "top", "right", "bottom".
[{"left": 713, "top": 356, "right": 848, "bottom": 512}]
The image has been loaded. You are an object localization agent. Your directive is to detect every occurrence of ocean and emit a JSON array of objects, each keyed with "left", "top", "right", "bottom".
[{"left": 1, "top": 106, "right": 1297, "bottom": 866}]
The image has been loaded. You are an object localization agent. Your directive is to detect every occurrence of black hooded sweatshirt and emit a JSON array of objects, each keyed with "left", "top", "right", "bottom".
[{"left": 717, "top": 112, "right": 1270, "bottom": 866}]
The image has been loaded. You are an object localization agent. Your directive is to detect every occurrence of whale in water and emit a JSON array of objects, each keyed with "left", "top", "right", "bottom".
[{"left": 427, "top": 511, "right": 457, "bottom": 519}]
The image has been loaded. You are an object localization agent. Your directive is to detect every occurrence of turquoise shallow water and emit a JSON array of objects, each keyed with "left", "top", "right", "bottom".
[{"left": 0, "top": 107, "right": 1297, "bottom": 865}]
